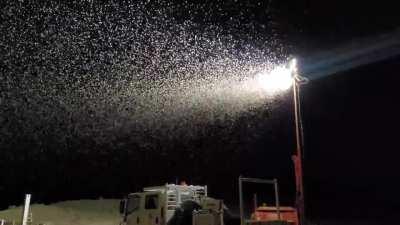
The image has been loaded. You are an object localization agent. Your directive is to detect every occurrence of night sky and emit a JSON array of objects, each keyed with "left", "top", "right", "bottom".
[{"left": 1, "top": 0, "right": 400, "bottom": 222}]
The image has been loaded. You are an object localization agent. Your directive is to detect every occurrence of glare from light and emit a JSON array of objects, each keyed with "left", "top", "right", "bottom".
[
  {"left": 256, "top": 65, "right": 293, "bottom": 93},
  {"left": 289, "top": 58, "right": 297, "bottom": 73}
]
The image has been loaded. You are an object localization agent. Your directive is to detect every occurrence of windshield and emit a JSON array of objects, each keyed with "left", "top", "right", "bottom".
[{"left": 145, "top": 194, "right": 159, "bottom": 209}]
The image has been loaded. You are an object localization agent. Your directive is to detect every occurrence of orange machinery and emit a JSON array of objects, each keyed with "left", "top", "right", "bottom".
[
  {"left": 251, "top": 205, "right": 298, "bottom": 225},
  {"left": 239, "top": 177, "right": 299, "bottom": 225}
]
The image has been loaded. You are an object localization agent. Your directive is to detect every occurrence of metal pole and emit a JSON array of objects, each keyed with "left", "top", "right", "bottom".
[
  {"left": 273, "top": 179, "right": 281, "bottom": 220},
  {"left": 21, "top": 194, "right": 31, "bottom": 225},
  {"left": 293, "top": 77, "right": 305, "bottom": 225},
  {"left": 239, "top": 177, "right": 244, "bottom": 225},
  {"left": 253, "top": 193, "right": 257, "bottom": 212}
]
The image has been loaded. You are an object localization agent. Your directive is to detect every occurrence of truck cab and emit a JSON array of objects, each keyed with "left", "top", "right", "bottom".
[{"left": 122, "top": 192, "right": 165, "bottom": 225}]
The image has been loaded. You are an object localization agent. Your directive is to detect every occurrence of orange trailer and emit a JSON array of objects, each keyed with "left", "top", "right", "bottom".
[{"left": 251, "top": 206, "right": 298, "bottom": 225}]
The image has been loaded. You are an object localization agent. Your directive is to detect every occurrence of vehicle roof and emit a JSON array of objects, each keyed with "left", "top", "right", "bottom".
[{"left": 143, "top": 184, "right": 206, "bottom": 193}]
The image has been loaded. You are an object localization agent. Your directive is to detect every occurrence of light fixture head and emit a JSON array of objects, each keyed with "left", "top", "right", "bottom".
[{"left": 256, "top": 65, "right": 293, "bottom": 93}]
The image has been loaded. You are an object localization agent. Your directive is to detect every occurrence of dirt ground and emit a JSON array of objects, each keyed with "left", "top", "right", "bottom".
[{"left": 0, "top": 199, "right": 120, "bottom": 225}]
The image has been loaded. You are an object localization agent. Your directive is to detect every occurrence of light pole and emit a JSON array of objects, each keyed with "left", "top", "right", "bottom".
[
  {"left": 290, "top": 59, "right": 308, "bottom": 225},
  {"left": 256, "top": 58, "right": 308, "bottom": 225}
]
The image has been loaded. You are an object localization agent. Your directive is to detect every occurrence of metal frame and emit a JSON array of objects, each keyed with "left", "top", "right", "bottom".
[{"left": 238, "top": 177, "right": 281, "bottom": 225}]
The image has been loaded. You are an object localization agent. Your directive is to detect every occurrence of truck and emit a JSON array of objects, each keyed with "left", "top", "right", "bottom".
[{"left": 119, "top": 183, "right": 225, "bottom": 225}]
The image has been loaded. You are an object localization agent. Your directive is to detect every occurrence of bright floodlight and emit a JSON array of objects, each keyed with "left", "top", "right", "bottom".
[
  {"left": 256, "top": 58, "right": 297, "bottom": 93},
  {"left": 257, "top": 65, "right": 293, "bottom": 93}
]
